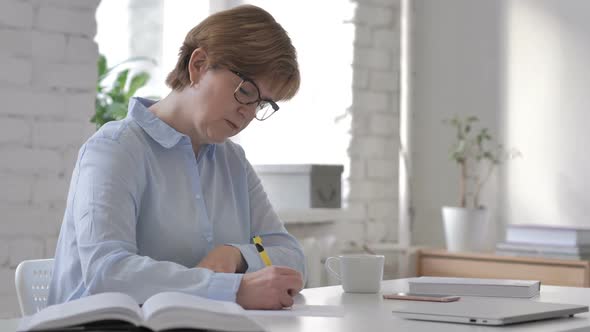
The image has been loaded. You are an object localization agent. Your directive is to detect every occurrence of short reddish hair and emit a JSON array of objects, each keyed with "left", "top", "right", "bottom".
[{"left": 166, "top": 5, "right": 300, "bottom": 101}]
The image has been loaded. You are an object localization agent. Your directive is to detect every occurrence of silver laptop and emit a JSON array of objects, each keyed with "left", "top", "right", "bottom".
[{"left": 390, "top": 297, "right": 588, "bottom": 326}]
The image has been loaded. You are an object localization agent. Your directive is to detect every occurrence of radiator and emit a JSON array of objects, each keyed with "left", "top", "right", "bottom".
[{"left": 301, "top": 235, "right": 338, "bottom": 288}]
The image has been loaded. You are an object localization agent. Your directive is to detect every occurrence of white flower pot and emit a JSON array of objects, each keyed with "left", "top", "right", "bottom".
[{"left": 442, "top": 206, "right": 489, "bottom": 252}]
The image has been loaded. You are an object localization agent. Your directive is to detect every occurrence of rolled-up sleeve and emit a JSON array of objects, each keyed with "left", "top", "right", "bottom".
[
  {"left": 74, "top": 137, "right": 242, "bottom": 304},
  {"left": 231, "top": 159, "right": 307, "bottom": 280}
]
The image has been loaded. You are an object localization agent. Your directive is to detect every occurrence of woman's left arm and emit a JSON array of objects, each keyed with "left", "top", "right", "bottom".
[{"left": 231, "top": 160, "right": 307, "bottom": 280}]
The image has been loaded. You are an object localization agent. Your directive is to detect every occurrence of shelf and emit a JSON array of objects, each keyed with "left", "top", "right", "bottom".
[
  {"left": 278, "top": 207, "right": 364, "bottom": 225},
  {"left": 417, "top": 248, "right": 590, "bottom": 287}
]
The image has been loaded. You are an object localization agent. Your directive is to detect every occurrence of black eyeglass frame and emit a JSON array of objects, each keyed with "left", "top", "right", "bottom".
[{"left": 230, "top": 70, "right": 279, "bottom": 121}]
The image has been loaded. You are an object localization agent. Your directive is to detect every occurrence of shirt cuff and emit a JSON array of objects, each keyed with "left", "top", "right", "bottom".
[
  {"left": 206, "top": 272, "right": 243, "bottom": 302},
  {"left": 229, "top": 243, "right": 265, "bottom": 273}
]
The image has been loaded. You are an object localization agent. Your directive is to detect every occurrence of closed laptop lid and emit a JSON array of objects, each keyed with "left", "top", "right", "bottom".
[{"left": 391, "top": 297, "right": 588, "bottom": 326}]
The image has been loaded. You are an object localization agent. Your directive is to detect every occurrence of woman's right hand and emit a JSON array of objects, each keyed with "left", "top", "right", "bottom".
[{"left": 236, "top": 266, "right": 303, "bottom": 309}]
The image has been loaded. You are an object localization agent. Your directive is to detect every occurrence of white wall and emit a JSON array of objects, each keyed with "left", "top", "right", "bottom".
[
  {"left": 502, "top": 0, "right": 590, "bottom": 229},
  {"left": 409, "top": 0, "right": 590, "bottom": 246},
  {"left": 409, "top": 0, "right": 506, "bottom": 247},
  {"left": 0, "top": 0, "right": 99, "bottom": 318},
  {"left": 348, "top": 0, "right": 401, "bottom": 245}
]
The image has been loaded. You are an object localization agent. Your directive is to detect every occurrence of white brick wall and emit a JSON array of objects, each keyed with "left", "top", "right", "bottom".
[
  {"left": 32, "top": 31, "right": 67, "bottom": 61},
  {"left": 0, "top": 57, "right": 32, "bottom": 86},
  {"left": 36, "top": 5, "right": 97, "bottom": 37},
  {"left": 0, "top": 1, "right": 33, "bottom": 28},
  {"left": 347, "top": 0, "right": 400, "bottom": 245},
  {"left": 0, "top": 0, "right": 98, "bottom": 318},
  {"left": 0, "top": 29, "right": 32, "bottom": 57}
]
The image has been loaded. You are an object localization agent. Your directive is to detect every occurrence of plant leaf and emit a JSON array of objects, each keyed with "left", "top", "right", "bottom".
[
  {"left": 98, "top": 54, "right": 107, "bottom": 78},
  {"left": 126, "top": 72, "right": 150, "bottom": 99},
  {"left": 94, "top": 55, "right": 158, "bottom": 129},
  {"left": 107, "top": 90, "right": 126, "bottom": 104},
  {"left": 112, "top": 69, "right": 130, "bottom": 95}
]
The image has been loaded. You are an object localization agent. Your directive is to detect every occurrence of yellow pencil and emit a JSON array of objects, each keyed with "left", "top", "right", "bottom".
[{"left": 252, "top": 235, "right": 272, "bottom": 266}]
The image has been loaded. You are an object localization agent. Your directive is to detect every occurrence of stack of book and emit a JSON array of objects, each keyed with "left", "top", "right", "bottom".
[{"left": 496, "top": 224, "right": 590, "bottom": 260}]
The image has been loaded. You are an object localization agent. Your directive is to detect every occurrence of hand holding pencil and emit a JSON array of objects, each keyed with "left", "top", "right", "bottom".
[{"left": 236, "top": 266, "right": 303, "bottom": 309}]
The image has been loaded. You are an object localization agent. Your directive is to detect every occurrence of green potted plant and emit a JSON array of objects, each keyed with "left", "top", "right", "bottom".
[
  {"left": 442, "top": 115, "right": 518, "bottom": 252},
  {"left": 93, "top": 54, "right": 156, "bottom": 129}
]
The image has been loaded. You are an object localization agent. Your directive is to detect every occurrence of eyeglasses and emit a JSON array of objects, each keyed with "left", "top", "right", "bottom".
[{"left": 230, "top": 70, "right": 279, "bottom": 121}]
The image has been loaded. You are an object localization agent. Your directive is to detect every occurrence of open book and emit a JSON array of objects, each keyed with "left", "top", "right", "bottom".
[{"left": 18, "top": 292, "right": 265, "bottom": 332}]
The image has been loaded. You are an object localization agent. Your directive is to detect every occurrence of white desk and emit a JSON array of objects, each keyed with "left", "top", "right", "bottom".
[{"left": 2, "top": 279, "right": 590, "bottom": 331}]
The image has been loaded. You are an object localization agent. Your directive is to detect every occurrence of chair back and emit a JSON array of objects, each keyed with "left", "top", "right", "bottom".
[{"left": 15, "top": 258, "right": 54, "bottom": 316}]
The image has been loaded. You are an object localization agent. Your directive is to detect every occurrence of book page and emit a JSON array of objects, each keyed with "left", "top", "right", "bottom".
[
  {"left": 142, "top": 292, "right": 244, "bottom": 318},
  {"left": 246, "top": 304, "right": 345, "bottom": 317},
  {"left": 142, "top": 292, "right": 264, "bottom": 332},
  {"left": 17, "top": 293, "right": 142, "bottom": 331}
]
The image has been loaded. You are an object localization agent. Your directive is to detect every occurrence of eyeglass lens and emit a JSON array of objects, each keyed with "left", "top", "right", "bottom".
[{"left": 235, "top": 81, "right": 274, "bottom": 120}]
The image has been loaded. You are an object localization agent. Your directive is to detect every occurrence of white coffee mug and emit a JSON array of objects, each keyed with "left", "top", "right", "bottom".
[{"left": 324, "top": 254, "right": 385, "bottom": 293}]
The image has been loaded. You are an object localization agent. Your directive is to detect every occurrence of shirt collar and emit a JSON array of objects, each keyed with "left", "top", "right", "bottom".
[{"left": 127, "top": 97, "right": 216, "bottom": 159}]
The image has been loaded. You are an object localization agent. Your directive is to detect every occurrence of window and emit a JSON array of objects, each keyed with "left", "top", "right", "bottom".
[
  {"left": 96, "top": 0, "right": 355, "bottom": 171},
  {"left": 96, "top": 0, "right": 209, "bottom": 97},
  {"left": 236, "top": 1, "right": 355, "bottom": 169}
]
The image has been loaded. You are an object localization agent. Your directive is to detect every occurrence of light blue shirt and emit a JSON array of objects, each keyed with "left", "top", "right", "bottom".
[{"left": 47, "top": 97, "right": 306, "bottom": 305}]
